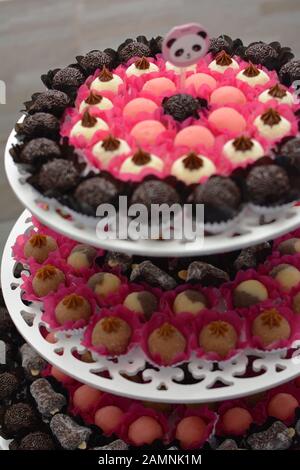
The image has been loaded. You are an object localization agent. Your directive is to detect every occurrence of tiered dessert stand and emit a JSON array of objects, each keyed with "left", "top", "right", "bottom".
[{"left": 2, "top": 122, "right": 300, "bottom": 449}]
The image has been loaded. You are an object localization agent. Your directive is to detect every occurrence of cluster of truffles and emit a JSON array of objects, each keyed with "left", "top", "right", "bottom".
[{"left": 9, "top": 34, "right": 300, "bottom": 223}]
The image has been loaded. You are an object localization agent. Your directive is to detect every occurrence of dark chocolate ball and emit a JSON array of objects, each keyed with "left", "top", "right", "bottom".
[
  {"left": 28, "top": 90, "right": 70, "bottom": 117},
  {"left": 38, "top": 159, "right": 80, "bottom": 192},
  {"left": 0, "top": 373, "right": 19, "bottom": 400},
  {"left": 19, "top": 432, "right": 55, "bottom": 450},
  {"left": 20, "top": 138, "right": 61, "bottom": 165},
  {"left": 77, "top": 50, "right": 114, "bottom": 75},
  {"left": 209, "top": 36, "right": 232, "bottom": 55},
  {"left": 280, "top": 138, "right": 300, "bottom": 159},
  {"left": 191, "top": 176, "right": 241, "bottom": 223},
  {"left": 279, "top": 59, "right": 300, "bottom": 86},
  {"left": 52, "top": 67, "right": 85, "bottom": 93},
  {"left": 246, "top": 164, "right": 290, "bottom": 206},
  {"left": 21, "top": 113, "right": 60, "bottom": 139},
  {"left": 118, "top": 41, "right": 151, "bottom": 63},
  {"left": 163, "top": 94, "right": 205, "bottom": 122},
  {"left": 74, "top": 176, "right": 119, "bottom": 213},
  {"left": 4, "top": 403, "right": 37, "bottom": 433},
  {"left": 131, "top": 180, "right": 180, "bottom": 211},
  {"left": 244, "top": 42, "right": 278, "bottom": 65}
]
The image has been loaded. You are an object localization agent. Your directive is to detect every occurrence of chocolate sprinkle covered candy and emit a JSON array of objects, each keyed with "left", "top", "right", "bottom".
[
  {"left": 280, "top": 59, "right": 300, "bottom": 86},
  {"left": 37, "top": 159, "right": 80, "bottom": 193},
  {"left": 0, "top": 372, "right": 19, "bottom": 401},
  {"left": 130, "top": 261, "right": 177, "bottom": 290},
  {"left": 25, "top": 90, "right": 70, "bottom": 117},
  {"left": 20, "top": 343, "right": 47, "bottom": 379},
  {"left": 279, "top": 138, "right": 300, "bottom": 171},
  {"left": 30, "top": 378, "right": 66, "bottom": 418},
  {"left": 247, "top": 421, "right": 293, "bottom": 450},
  {"left": 51, "top": 67, "right": 86, "bottom": 94},
  {"left": 50, "top": 413, "right": 92, "bottom": 450},
  {"left": 246, "top": 164, "right": 290, "bottom": 206},
  {"left": 163, "top": 94, "right": 206, "bottom": 122},
  {"left": 76, "top": 50, "right": 116, "bottom": 75},
  {"left": 131, "top": 180, "right": 180, "bottom": 212},
  {"left": 17, "top": 113, "right": 60, "bottom": 140},
  {"left": 92, "top": 439, "right": 129, "bottom": 451},
  {"left": 209, "top": 34, "right": 244, "bottom": 56},
  {"left": 17, "top": 431, "right": 56, "bottom": 450},
  {"left": 217, "top": 439, "right": 240, "bottom": 450},
  {"left": 186, "top": 261, "right": 229, "bottom": 287},
  {"left": 244, "top": 42, "right": 278, "bottom": 67},
  {"left": 19, "top": 138, "right": 61, "bottom": 166},
  {"left": 118, "top": 39, "right": 151, "bottom": 63},
  {"left": 234, "top": 242, "right": 272, "bottom": 271},
  {"left": 4, "top": 402, "right": 38, "bottom": 435},
  {"left": 74, "top": 176, "right": 120, "bottom": 215},
  {"left": 105, "top": 251, "right": 133, "bottom": 272}
]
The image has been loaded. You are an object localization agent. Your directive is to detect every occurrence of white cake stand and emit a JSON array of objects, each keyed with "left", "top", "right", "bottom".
[
  {"left": 2, "top": 210, "right": 300, "bottom": 404},
  {"left": 6, "top": 121, "right": 300, "bottom": 257}
]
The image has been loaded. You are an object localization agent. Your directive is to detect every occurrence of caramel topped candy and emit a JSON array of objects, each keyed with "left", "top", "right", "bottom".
[
  {"left": 91, "top": 316, "right": 132, "bottom": 355},
  {"left": 147, "top": 322, "right": 186, "bottom": 365},
  {"left": 24, "top": 234, "right": 57, "bottom": 263},
  {"left": 88, "top": 272, "right": 121, "bottom": 299},
  {"left": 252, "top": 308, "right": 291, "bottom": 347},
  {"left": 67, "top": 244, "right": 97, "bottom": 270},
  {"left": 233, "top": 279, "right": 268, "bottom": 308},
  {"left": 123, "top": 291, "right": 158, "bottom": 319},
  {"left": 199, "top": 320, "right": 238, "bottom": 357},
  {"left": 270, "top": 264, "right": 300, "bottom": 292},
  {"left": 32, "top": 265, "right": 65, "bottom": 297},
  {"left": 55, "top": 294, "right": 92, "bottom": 325},
  {"left": 173, "top": 290, "right": 207, "bottom": 316}
]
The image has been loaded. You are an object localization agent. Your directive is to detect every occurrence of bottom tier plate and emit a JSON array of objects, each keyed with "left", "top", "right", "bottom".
[{"left": 2, "top": 210, "right": 300, "bottom": 404}]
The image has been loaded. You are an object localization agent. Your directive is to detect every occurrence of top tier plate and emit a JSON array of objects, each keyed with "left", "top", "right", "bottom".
[{"left": 6, "top": 123, "right": 300, "bottom": 257}]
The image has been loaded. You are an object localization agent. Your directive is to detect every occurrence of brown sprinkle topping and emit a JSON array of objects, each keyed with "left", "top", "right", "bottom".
[
  {"left": 135, "top": 56, "right": 150, "bottom": 70},
  {"left": 85, "top": 92, "right": 103, "bottom": 105},
  {"left": 81, "top": 110, "right": 97, "bottom": 128},
  {"left": 36, "top": 265, "right": 58, "bottom": 280},
  {"left": 208, "top": 320, "right": 230, "bottom": 337},
  {"left": 215, "top": 50, "right": 233, "bottom": 66},
  {"left": 261, "top": 108, "right": 281, "bottom": 126},
  {"left": 157, "top": 322, "right": 176, "bottom": 339},
  {"left": 183, "top": 152, "right": 203, "bottom": 170},
  {"left": 98, "top": 66, "right": 113, "bottom": 82},
  {"left": 268, "top": 84, "right": 287, "bottom": 99},
  {"left": 29, "top": 234, "right": 48, "bottom": 248},
  {"left": 101, "top": 135, "right": 121, "bottom": 151},
  {"left": 62, "top": 294, "right": 85, "bottom": 309},
  {"left": 260, "top": 308, "right": 283, "bottom": 328},
  {"left": 243, "top": 63, "right": 260, "bottom": 77},
  {"left": 232, "top": 136, "right": 254, "bottom": 152},
  {"left": 132, "top": 149, "right": 151, "bottom": 166},
  {"left": 101, "top": 316, "right": 122, "bottom": 333}
]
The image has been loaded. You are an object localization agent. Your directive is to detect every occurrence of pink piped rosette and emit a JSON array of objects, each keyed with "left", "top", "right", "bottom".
[
  {"left": 168, "top": 405, "right": 218, "bottom": 450},
  {"left": 82, "top": 305, "right": 142, "bottom": 357},
  {"left": 221, "top": 268, "right": 280, "bottom": 315},
  {"left": 140, "top": 312, "right": 192, "bottom": 366},
  {"left": 42, "top": 284, "right": 97, "bottom": 332},
  {"left": 191, "top": 310, "right": 245, "bottom": 362}
]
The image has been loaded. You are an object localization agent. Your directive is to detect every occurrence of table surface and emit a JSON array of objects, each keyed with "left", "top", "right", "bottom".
[{"left": 0, "top": 0, "right": 300, "bottom": 259}]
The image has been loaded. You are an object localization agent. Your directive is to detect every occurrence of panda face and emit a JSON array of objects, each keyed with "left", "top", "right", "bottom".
[{"left": 163, "top": 24, "right": 209, "bottom": 68}]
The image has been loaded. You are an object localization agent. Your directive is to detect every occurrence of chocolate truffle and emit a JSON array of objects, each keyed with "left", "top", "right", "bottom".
[
  {"left": 94, "top": 405, "right": 124, "bottom": 434},
  {"left": 91, "top": 316, "right": 132, "bottom": 355},
  {"left": 277, "top": 238, "right": 300, "bottom": 255},
  {"left": 52, "top": 67, "right": 85, "bottom": 94},
  {"left": 279, "top": 59, "right": 300, "bottom": 86},
  {"left": 19, "top": 113, "right": 60, "bottom": 140},
  {"left": 88, "top": 272, "right": 121, "bottom": 299},
  {"left": 18, "top": 432, "right": 56, "bottom": 450},
  {"left": 32, "top": 265, "right": 65, "bottom": 297},
  {"left": 148, "top": 322, "right": 186, "bottom": 364},
  {"left": 252, "top": 308, "right": 291, "bottom": 346},
  {"left": 171, "top": 153, "right": 216, "bottom": 184},
  {"left": 0, "top": 372, "right": 19, "bottom": 400},
  {"left": 131, "top": 180, "right": 180, "bottom": 211},
  {"left": 130, "top": 261, "right": 177, "bottom": 290},
  {"left": 24, "top": 234, "right": 58, "bottom": 263},
  {"left": 270, "top": 263, "right": 300, "bottom": 291},
  {"left": 199, "top": 320, "right": 238, "bottom": 357},
  {"left": 118, "top": 40, "right": 151, "bottom": 63},
  {"left": 20, "top": 138, "right": 61, "bottom": 165},
  {"left": 209, "top": 36, "right": 233, "bottom": 55},
  {"left": 186, "top": 261, "right": 229, "bottom": 286},
  {"left": 233, "top": 279, "right": 268, "bottom": 308},
  {"left": 163, "top": 94, "right": 205, "bottom": 122},
  {"left": 20, "top": 343, "right": 47, "bottom": 378},
  {"left": 292, "top": 292, "right": 300, "bottom": 313},
  {"left": 50, "top": 413, "right": 92, "bottom": 450},
  {"left": 175, "top": 416, "right": 207, "bottom": 449},
  {"left": 30, "top": 378, "right": 66, "bottom": 418},
  {"left": 55, "top": 294, "right": 92, "bottom": 325},
  {"left": 67, "top": 244, "right": 97, "bottom": 270},
  {"left": 73, "top": 385, "right": 102, "bottom": 413},
  {"left": 247, "top": 421, "right": 292, "bottom": 450},
  {"left": 27, "top": 90, "right": 70, "bottom": 117},
  {"left": 222, "top": 407, "right": 253, "bottom": 435},
  {"left": 123, "top": 291, "right": 158, "bottom": 319},
  {"left": 246, "top": 165, "right": 290, "bottom": 206},
  {"left": 191, "top": 176, "right": 241, "bottom": 223},
  {"left": 38, "top": 159, "right": 80, "bottom": 193},
  {"left": 77, "top": 50, "right": 115, "bottom": 75},
  {"left": 268, "top": 393, "right": 298, "bottom": 421},
  {"left": 74, "top": 176, "right": 119, "bottom": 215},
  {"left": 244, "top": 42, "right": 278, "bottom": 65},
  {"left": 127, "top": 416, "right": 163, "bottom": 446},
  {"left": 173, "top": 290, "right": 207, "bottom": 316},
  {"left": 4, "top": 403, "right": 37, "bottom": 434}
]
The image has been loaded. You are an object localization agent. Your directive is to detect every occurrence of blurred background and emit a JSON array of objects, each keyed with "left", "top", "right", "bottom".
[{"left": 0, "top": 0, "right": 300, "bottom": 255}]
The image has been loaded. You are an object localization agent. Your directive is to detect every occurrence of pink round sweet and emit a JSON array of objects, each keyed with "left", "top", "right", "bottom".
[
  {"left": 174, "top": 125, "right": 215, "bottom": 150},
  {"left": 210, "top": 86, "right": 246, "bottom": 106},
  {"left": 128, "top": 416, "right": 163, "bottom": 445},
  {"left": 45, "top": 332, "right": 57, "bottom": 344},
  {"left": 142, "top": 77, "right": 176, "bottom": 97},
  {"left": 94, "top": 406, "right": 124, "bottom": 434},
  {"left": 208, "top": 107, "right": 247, "bottom": 134},
  {"left": 222, "top": 407, "right": 253, "bottom": 435},
  {"left": 50, "top": 366, "right": 74, "bottom": 385},
  {"left": 123, "top": 98, "right": 158, "bottom": 120},
  {"left": 175, "top": 416, "right": 207, "bottom": 449},
  {"left": 267, "top": 393, "right": 298, "bottom": 421},
  {"left": 131, "top": 120, "right": 166, "bottom": 145},
  {"left": 73, "top": 385, "right": 102, "bottom": 412},
  {"left": 185, "top": 73, "right": 217, "bottom": 92}
]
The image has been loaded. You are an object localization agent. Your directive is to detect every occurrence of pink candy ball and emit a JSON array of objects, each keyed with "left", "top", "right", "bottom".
[
  {"left": 94, "top": 406, "right": 124, "bottom": 434},
  {"left": 174, "top": 125, "right": 215, "bottom": 150},
  {"left": 267, "top": 393, "right": 298, "bottom": 421},
  {"left": 123, "top": 98, "right": 158, "bottom": 120},
  {"left": 51, "top": 366, "right": 74, "bottom": 385},
  {"left": 73, "top": 385, "right": 102, "bottom": 412},
  {"left": 210, "top": 86, "right": 246, "bottom": 106},
  {"left": 142, "top": 77, "right": 176, "bottom": 97},
  {"left": 131, "top": 119, "right": 166, "bottom": 145},
  {"left": 175, "top": 416, "right": 207, "bottom": 449},
  {"left": 222, "top": 407, "right": 253, "bottom": 435},
  {"left": 128, "top": 416, "right": 163, "bottom": 445},
  {"left": 208, "top": 107, "right": 246, "bottom": 134},
  {"left": 185, "top": 73, "right": 217, "bottom": 92},
  {"left": 45, "top": 332, "right": 57, "bottom": 344}
]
